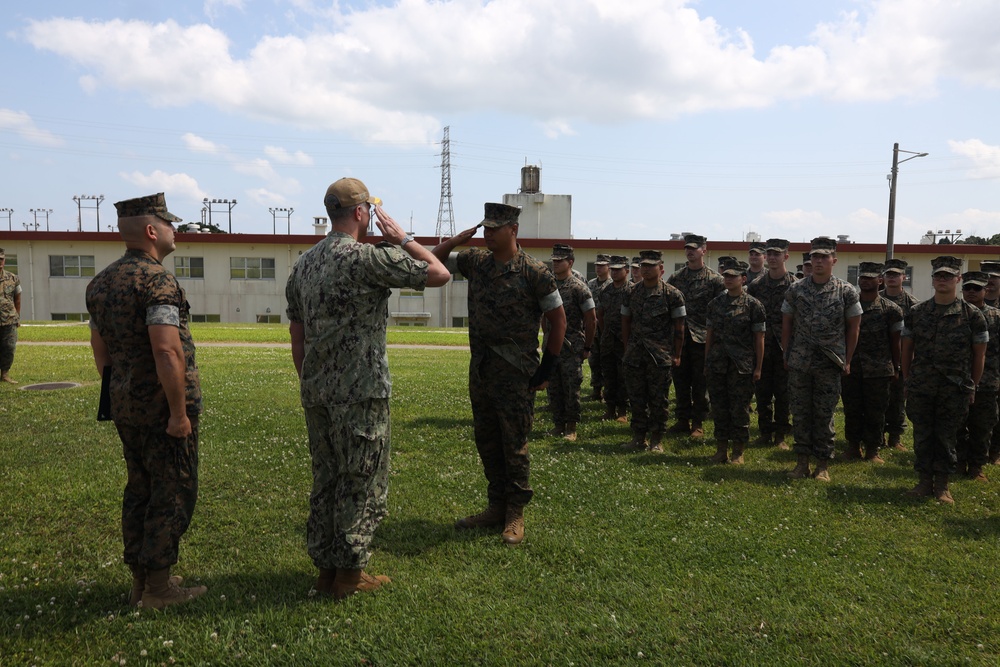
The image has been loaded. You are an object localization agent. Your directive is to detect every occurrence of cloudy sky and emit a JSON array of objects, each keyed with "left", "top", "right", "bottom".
[{"left": 2, "top": 0, "right": 999, "bottom": 243}]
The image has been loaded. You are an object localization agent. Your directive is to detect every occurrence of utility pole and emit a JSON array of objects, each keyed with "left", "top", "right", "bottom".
[
  {"left": 436, "top": 126, "right": 455, "bottom": 240},
  {"left": 885, "top": 143, "right": 928, "bottom": 261},
  {"left": 204, "top": 198, "right": 237, "bottom": 233}
]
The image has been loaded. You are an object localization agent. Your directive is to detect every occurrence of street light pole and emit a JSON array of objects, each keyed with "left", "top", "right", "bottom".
[
  {"left": 0, "top": 208, "right": 12, "bottom": 231},
  {"left": 73, "top": 195, "right": 105, "bottom": 232},
  {"left": 269, "top": 207, "right": 293, "bottom": 234},
  {"left": 204, "top": 198, "right": 237, "bottom": 233},
  {"left": 30, "top": 208, "right": 53, "bottom": 232},
  {"left": 885, "top": 143, "right": 929, "bottom": 261}
]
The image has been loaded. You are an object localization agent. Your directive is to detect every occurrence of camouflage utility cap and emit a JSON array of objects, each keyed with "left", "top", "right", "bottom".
[
  {"left": 883, "top": 258, "right": 908, "bottom": 274},
  {"left": 324, "top": 177, "right": 375, "bottom": 210},
  {"left": 114, "top": 193, "right": 182, "bottom": 222},
  {"left": 631, "top": 256, "right": 641, "bottom": 268},
  {"left": 858, "top": 262, "right": 883, "bottom": 278},
  {"left": 979, "top": 260, "right": 1000, "bottom": 277},
  {"left": 551, "top": 243, "right": 574, "bottom": 260},
  {"left": 765, "top": 238, "right": 789, "bottom": 252},
  {"left": 931, "top": 255, "right": 962, "bottom": 275},
  {"left": 809, "top": 237, "right": 837, "bottom": 256},
  {"left": 749, "top": 241, "right": 766, "bottom": 254},
  {"left": 716, "top": 255, "right": 737, "bottom": 268},
  {"left": 684, "top": 234, "right": 707, "bottom": 249},
  {"left": 639, "top": 250, "right": 662, "bottom": 265},
  {"left": 802, "top": 252, "right": 813, "bottom": 265},
  {"left": 963, "top": 271, "right": 988, "bottom": 287},
  {"left": 481, "top": 203, "right": 521, "bottom": 228},
  {"left": 719, "top": 258, "right": 747, "bottom": 276},
  {"left": 608, "top": 255, "right": 628, "bottom": 269},
  {"left": 595, "top": 253, "right": 611, "bottom": 265}
]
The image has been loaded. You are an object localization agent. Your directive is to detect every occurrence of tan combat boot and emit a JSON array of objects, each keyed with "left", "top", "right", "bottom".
[
  {"left": 842, "top": 442, "right": 863, "bottom": 461},
  {"left": 315, "top": 567, "right": 337, "bottom": 596},
  {"left": 1, "top": 371, "right": 16, "bottom": 384},
  {"left": 888, "top": 433, "right": 906, "bottom": 451},
  {"left": 788, "top": 454, "right": 811, "bottom": 479},
  {"left": 967, "top": 466, "right": 988, "bottom": 482},
  {"left": 128, "top": 565, "right": 183, "bottom": 607},
  {"left": 647, "top": 432, "right": 664, "bottom": 453},
  {"left": 501, "top": 506, "right": 525, "bottom": 545},
  {"left": 812, "top": 459, "right": 831, "bottom": 482},
  {"left": 621, "top": 433, "right": 646, "bottom": 451},
  {"left": 689, "top": 422, "right": 705, "bottom": 439},
  {"left": 774, "top": 431, "right": 790, "bottom": 451},
  {"left": 563, "top": 422, "right": 577, "bottom": 442},
  {"left": 933, "top": 473, "right": 954, "bottom": 504},
  {"left": 455, "top": 504, "right": 506, "bottom": 530},
  {"left": 864, "top": 445, "right": 884, "bottom": 464},
  {"left": 906, "top": 472, "right": 934, "bottom": 497},
  {"left": 709, "top": 441, "right": 729, "bottom": 464},
  {"left": 140, "top": 567, "right": 207, "bottom": 610},
  {"left": 730, "top": 442, "right": 745, "bottom": 465},
  {"left": 548, "top": 423, "right": 565, "bottom": 437},
  {"left": 332, "top": 568, "right": 391, "bottom": 600},
  {"left": 616, "top": 408, "right": 629, "bottom": 424}
]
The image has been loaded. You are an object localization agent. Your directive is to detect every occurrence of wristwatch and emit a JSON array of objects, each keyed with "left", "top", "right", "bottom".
[{"left": 400, "top": 234, "right": 415, "bottom": 247}]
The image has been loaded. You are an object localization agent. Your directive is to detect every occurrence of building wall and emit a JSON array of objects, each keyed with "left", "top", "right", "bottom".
[{"left": 3, "top": 230, "right": 999, "bottom": 324}]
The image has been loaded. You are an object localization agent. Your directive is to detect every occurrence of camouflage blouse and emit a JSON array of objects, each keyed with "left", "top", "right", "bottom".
[
  {"left": 598, "top": 281, "right": 631, "bottom": 345},
  {"left": 782, "top": 276, "right": 863, "bottom": 371},
  {"left": 667, "top": 264, "right": 724, "bottom": 343},
  {"left": 622, "top": 279, "right": 686, "bottom": 368},
  {"left": 549, "top": 274, "right": 594, "bottom": 354},
  {"left": 903, "top": 298, "right": 988, "bottom": 393},
  {"left": 86, "top": 249, "right": 201, "bottom": 426},
  {"left": 747, "top": 271, "right": 795, "bottom": 348},
  {"left": 705, "top": 292, "right": 766, "bottom": 375},
  {"left": 851, "top": 296, "right": 904, "bottom": 378},
  {"left": 0, "top": 269, "right": 20, "bottom": 326}
]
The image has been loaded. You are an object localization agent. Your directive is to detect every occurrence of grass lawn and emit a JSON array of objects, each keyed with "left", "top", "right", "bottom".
[{"left": 2, "top": 335, "right": 999, "bottom": 665}]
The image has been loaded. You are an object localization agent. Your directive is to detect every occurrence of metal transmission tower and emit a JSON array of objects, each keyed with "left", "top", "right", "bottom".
[{"left": 435, "top": 126, "right": 455, "bottom": 239}]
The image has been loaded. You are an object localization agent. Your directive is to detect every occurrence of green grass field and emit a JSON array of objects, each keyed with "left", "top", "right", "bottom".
[{"left": 2, "top": 327, "right": 999, "bottom": 665}]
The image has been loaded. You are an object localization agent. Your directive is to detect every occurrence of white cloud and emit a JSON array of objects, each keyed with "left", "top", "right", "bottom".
[
  {"left": 204, "top": 0, "right": 245, "bottom": 20},
  {"left": 182, "top": 132, "right": 224, "bottom": 154},
  {"left": 949, "top": 139, "right": 1000, "bottom": 180},
  {"left": 21, "top": 0, "right": 1000, "bottom": 139},
  {"left": 0, "top": 109, "right": 63, "bottom": 147},
  {"left": 264, "top": 146, "right": 313, "bottom": 165},
  {"left": 245, "top": 188, "right": 287, "bottom": 206},
  {"left": 119, "top": 170, "right": 208, "bottom": 203}
]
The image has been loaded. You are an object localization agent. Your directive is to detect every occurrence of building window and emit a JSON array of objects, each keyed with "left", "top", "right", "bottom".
[
  {"left": 175, "top": 257, "right": 205, "bottom": 279},
  {"left": 452, "top": 316, "right": 468, "bottom": 327},
  {"left": 3, "top": 254, "right": 16, "bottom": 274},
  {"left": 51, "top": 313, "right": 89, "bottom": 321},
  {"left": 586, "top": 262, "right": 596, "bottom": 281},
  {"left": 231, "top": 257, "right": 275, "bottom": 280},
  {"left": 49, "top": 255, "right": 95, "bottom": 277},
  {"left": 399, "top": 288, "right": 424, "bottom": 298},
  {"left": 256, "top": 314, "right": 281, "bottom": 324},
  {"left": 190, "top": 314, "right": 221, "bottom": 323},
  {"left": 847, "top": 265, "right": 859, "bottom": 285}
]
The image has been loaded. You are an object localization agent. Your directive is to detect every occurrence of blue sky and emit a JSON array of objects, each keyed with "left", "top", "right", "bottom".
[{"left": 2, "top": 0, "right": 999, "bottom": 244}]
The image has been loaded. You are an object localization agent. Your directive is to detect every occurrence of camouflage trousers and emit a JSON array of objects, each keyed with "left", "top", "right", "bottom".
[
  {"left": 706, "top": 363, "right": 754, "bottom": 445},
  {"left": 600, "top": 337, "right": 628, "bottom": 413},
  {"left": 550, "top": 348, "right": 585, "bottom": 425},
  {"left": 470, "top": 352, "right": 534, "bottom": 508},
  {"left": 673, "top": 335, "right": 709, "bottom": 423},
  {"left": 884, "top": 373, "right": 908, "bottom": 437},
  {"left": 116, "top": 417, "right": 199, "bottom": 572},
  {"left": 840, "top": 371, "right": 891, "bottom": 451},
  {"left": 755, "top": 341, "right": 789, "bottom": 438},
  {"left": 588, "top": 332, "right": 603, "bottom": 389},
  {"left": 625, "top": 354, "right": 672, "bottom": 437},
  {"left": 788, "top": 358, "right": 842, "bottom": 460},
  {"left": 990, "top": 392, "right": 1000, "bottom": 463},
  {"left": 304, "top": 399, "right": 391, "bottom": 570},
  {"left": 0, "top": 323, "right": 16, "bottom": 372},
  {"left": 907, "top": 385, "right": 970, "bottom": 475},
  {"left": 957, "top": 389, "right": 998, "bottom": 469}
]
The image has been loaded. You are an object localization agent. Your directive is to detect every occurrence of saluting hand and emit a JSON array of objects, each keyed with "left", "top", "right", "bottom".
[{"left": 373, "top": 205, "right": 406, "bottom": 245}]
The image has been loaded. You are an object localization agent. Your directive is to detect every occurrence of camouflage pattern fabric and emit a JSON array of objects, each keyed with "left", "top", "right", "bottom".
[
  {"left": 117, "top": 419, "right": 199, "bottom": 571},
  {"left": 746, "top": 268, "right": 765, "bottom": 285},
  {"left": 0, "top": 325, "right": 15, "bottom": 373},
  {"left": 851, "top": 296, "right": 903, "bottom": 378},
  {"left": 957, "top": 304, "right": 1000, "bottom": 469},
  {"left": 782, "top": 276, "right": 862, "bottom": 371},
  {"left": 622, "top": 279, "right": 686, "bottom": 368},
  {"left": 788, "top": 355, "right": 843, "bottom": 459},
  {"left": 458, "top": 247, "right": 561, "bottom": 508},
  {"left": 707, "top": 364, "right": 755, "bottom": 444},
  {"left": 705, "top": 292, "right": 766, "bottom": 375},
  {"left": 588, "top": 275, "right": 612, "bottom": 390},
  {"left": 286, "top": 231, "right": 429, "bottom": 569},
  {"left": 903, "top": 298, "right": 988, "bottom": 474},
  {"left": 86, "top": 249, "right": 202, "bottom": 426},
  {"left": 841, "top": 374, "right": 891, "bottom": 450},
  {"left": 304, "top": 400, "right": 390, "bottom": 570},
  {"left": 748, "top": 272, "right": 796, "bottom": 439},
  {"left": 881, "top": 289, "right": 920, "bottom": 438},
  {"left": 0, "top": 268, "right": 20, "bottom": 326},
  {"left": 666, "top": 264, "right": 724, "bottom": 344},
  {"left": 547, "top": 274, "right": 594, "bottom": 424},
  {"left": 285, "top": 231, "right": 429, "bottom": 407},
  {"left": 668, "top": 265, "right": 722, "bottom": 424},
  {"left": 599, "top": 281, "right": 631, "bottom": 412},
  {"left": 626, "top": 355, "right": 672, "bottom": 438}
]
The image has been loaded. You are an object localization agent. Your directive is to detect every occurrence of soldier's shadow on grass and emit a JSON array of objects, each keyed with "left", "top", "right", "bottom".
[
  {"left": 375, "top": 517, "right": 457, "bottom": 556},
  {"left": 404, "top": 415, "right": 473, "bottom": 429},
  {"left": 942, "top": 514, "right": 1000, "bottom": 539}
]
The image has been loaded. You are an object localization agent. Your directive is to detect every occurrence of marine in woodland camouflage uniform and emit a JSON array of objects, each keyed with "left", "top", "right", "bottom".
[
  {"left": 587, "top": 254, "right": 612, "bottom": 400},
  {"left": 630, "top": 256, "right": 642, "bottom": 284},
  {"left": 902, "top": 256, "right": 987, "bottom": 503},
  {"left": 782, "top": 237, "right": 862, "bottom": 481},
  {"left": 0, "top": 248, "right": 21, "bottom": 383},
  {"left": 667, "top": 234, "right": 725, "bottom": 436},
  {"left": 880, "top": 258, "right": 920, "bottom": 450},
  {"left": 746, "top": 241, "right": 766, "bottom": 284},
  {"left": 747, "top": 238, "right": 796, "bottom": 448},
  {"left": 621, "top": 250, "right": 687, "bottom": 451},
  {"left": 597, "top": 255, "right": 632, "bottom": 421},
  {"left": 840, "top": 262, "right": 903, "bottom": 463},
  {"left": 545, "top": 244, "right": 596, "bottom": 440},
  {"left": 86, "top": 193, "right": 206, "bottom": 607},
  {"left": 287, "top": 179, "right": 447, "bottom": 593},
  {"left": 955, "top": 271, "right": 999, "bottom": 481},
  {"left": 705, "top": 259, "right": 766, "bottom": 463},
  {"left": 437, "top": 202, "right": 565, "bottom": 546},
  {"left": 979, "top": 260, "right": 1000, "bottom": 465}
]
